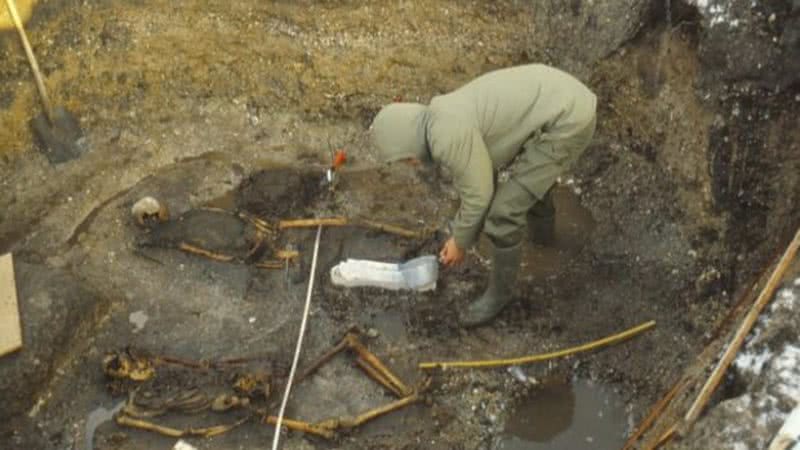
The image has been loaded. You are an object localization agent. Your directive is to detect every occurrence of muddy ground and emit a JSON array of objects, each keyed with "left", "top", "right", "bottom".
[{"left": 1, "top": 1, "right": 799, "bottom": 449}]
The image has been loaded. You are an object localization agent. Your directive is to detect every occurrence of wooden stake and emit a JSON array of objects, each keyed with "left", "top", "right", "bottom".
[
  {"left": 622, "top": 378, "right": 691, "bottom": 450},
  {"left": 768, "top": 405, "right": 800, "bottom": 450},
  {"left": 683, "top": 228, "right": 800, "bottom": 427},
  {"left": 769, "top": 437, "right": 795, "bottom": 450},
  {"left": 648, "top": 425, "right": 677, "bottom": 450}
]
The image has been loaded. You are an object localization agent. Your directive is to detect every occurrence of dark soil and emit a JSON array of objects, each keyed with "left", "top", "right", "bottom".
[{"left": 236, "top": 169, "right": 324, "bottom": 220}]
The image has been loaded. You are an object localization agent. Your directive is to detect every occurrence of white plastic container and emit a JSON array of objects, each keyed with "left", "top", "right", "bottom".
[{"left": 330, "top": 255, "right": 438, "bottom": 292}]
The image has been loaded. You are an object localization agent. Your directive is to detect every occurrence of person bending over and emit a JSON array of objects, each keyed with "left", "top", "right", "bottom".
[{"left": 370, "top": 64, "right": 597, "bottom": 327}]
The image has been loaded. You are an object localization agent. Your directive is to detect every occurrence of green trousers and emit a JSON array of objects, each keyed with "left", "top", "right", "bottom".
[{"left": 483, "top": 116, "right": 596, "bottom": 247}]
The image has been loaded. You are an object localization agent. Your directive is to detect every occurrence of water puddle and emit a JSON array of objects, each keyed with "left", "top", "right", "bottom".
[
  {"left": 84, "top": 401, "right": 125, "bottom": 450},
  {"left": 548, "top": 185, "right": 596, "bottom": 247},
  {"left": 500, "top": 185, "right": 596, "bottom": 281},
  {"left": 499, "top": 379, "right": 628, "bottom": 450}
]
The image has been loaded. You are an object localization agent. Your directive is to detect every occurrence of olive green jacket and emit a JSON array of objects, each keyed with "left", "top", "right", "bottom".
[{"left": 371, "top": 64, "right": 597, "bottom": 249}]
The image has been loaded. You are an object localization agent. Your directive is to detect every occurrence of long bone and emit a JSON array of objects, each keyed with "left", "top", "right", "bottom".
[{"left": 296, "top": 330, "right": 412, "bottom": 397}]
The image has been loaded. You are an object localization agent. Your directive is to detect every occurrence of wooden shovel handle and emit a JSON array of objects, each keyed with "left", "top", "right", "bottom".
[{"left": 4, "top": 0, "right": 54, "bottom": 122}]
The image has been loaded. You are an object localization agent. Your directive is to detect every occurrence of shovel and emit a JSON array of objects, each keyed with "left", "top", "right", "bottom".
[{"left": 4, "top": 0, "right": 85, "bottom": 163}]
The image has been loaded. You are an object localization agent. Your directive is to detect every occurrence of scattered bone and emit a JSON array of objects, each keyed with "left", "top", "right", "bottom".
[
  {"left": 232, "top": 371, "right": 271, "bottom": 400},
  {"left": 116, "top": 414, "right": 248, "bottom": 438},
  {"left": 103, "top": 349, "right": 155, "bottom": 381},
  {"left": 210, "top": 394, "right": 250, "bottom": 412}
]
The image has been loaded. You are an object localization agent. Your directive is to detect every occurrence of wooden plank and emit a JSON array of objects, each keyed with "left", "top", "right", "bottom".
[{"left": 0, "top": 253, "right": 22, "bottom": 357}]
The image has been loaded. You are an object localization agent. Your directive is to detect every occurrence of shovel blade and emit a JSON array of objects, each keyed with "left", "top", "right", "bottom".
[{"left": 30, "top": 106, "right": 87, "bottom": 164}]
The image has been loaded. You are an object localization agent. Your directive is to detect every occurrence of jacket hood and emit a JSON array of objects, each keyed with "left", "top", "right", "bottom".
[{"left": 370, "top": 103, "right": 430, "bottom": 163}]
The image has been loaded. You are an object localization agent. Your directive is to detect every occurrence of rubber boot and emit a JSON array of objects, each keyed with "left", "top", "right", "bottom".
[
  {"left": 459, "top": 242, "right": 522, "bottom": 327},
  {"left": 527, "top": 190, "right": 555, "bottom": 246}
]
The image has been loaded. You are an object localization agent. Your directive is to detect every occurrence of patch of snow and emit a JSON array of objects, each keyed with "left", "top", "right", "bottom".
[
  {"left": 688, "top": 0, "right": 741, "bottom": 27},
  {"left": 738, "top": 394, "right": 752, "bottom": 409},
  {"left": 735, "top": 282, "right": 798, "bottom": 374},
  {"left": 723, "top": 277, "right": 800, "bottom": 445},
  {"left": 773, "top": 345, "right": 800, "bottom": 372},
  {"left": 507, "top": 366, "right": 527, "bottom": 383},
  {"left": 735, "top": 348, "right": 773, "bottom": 375},
  {"left": 755, "top": 398, "right": 784, "bottom": 429},
  {"left": 755, "top": 394, "right": 777, "bottom": 411},
  {"left": 773, "top": 286, "right": 798, "bottom": 311},
  {"left": 771, "top": 345, "right": 800, "bottom": 401}
]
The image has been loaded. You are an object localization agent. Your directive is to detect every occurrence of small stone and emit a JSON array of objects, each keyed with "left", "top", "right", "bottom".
[
  {"left": 366, "top": 328, "right": 379, "bottom": 338},
  {"left": 173, "top": 440, "right": 198, "bottom": 450}
]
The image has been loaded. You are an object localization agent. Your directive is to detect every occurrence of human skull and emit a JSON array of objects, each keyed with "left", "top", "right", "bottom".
[{"left": 131, "top": 196, "right": 169, "bottom": 227}]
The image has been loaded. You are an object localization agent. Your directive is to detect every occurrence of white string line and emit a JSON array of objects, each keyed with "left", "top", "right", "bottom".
[{"left": 271, "top": 225, "right": 323, "bottom": 450}]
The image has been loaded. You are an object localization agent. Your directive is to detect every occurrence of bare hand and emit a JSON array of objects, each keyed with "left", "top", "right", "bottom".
[{"left": 439, "top": 237, "right": 465, "bottom": 267}]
